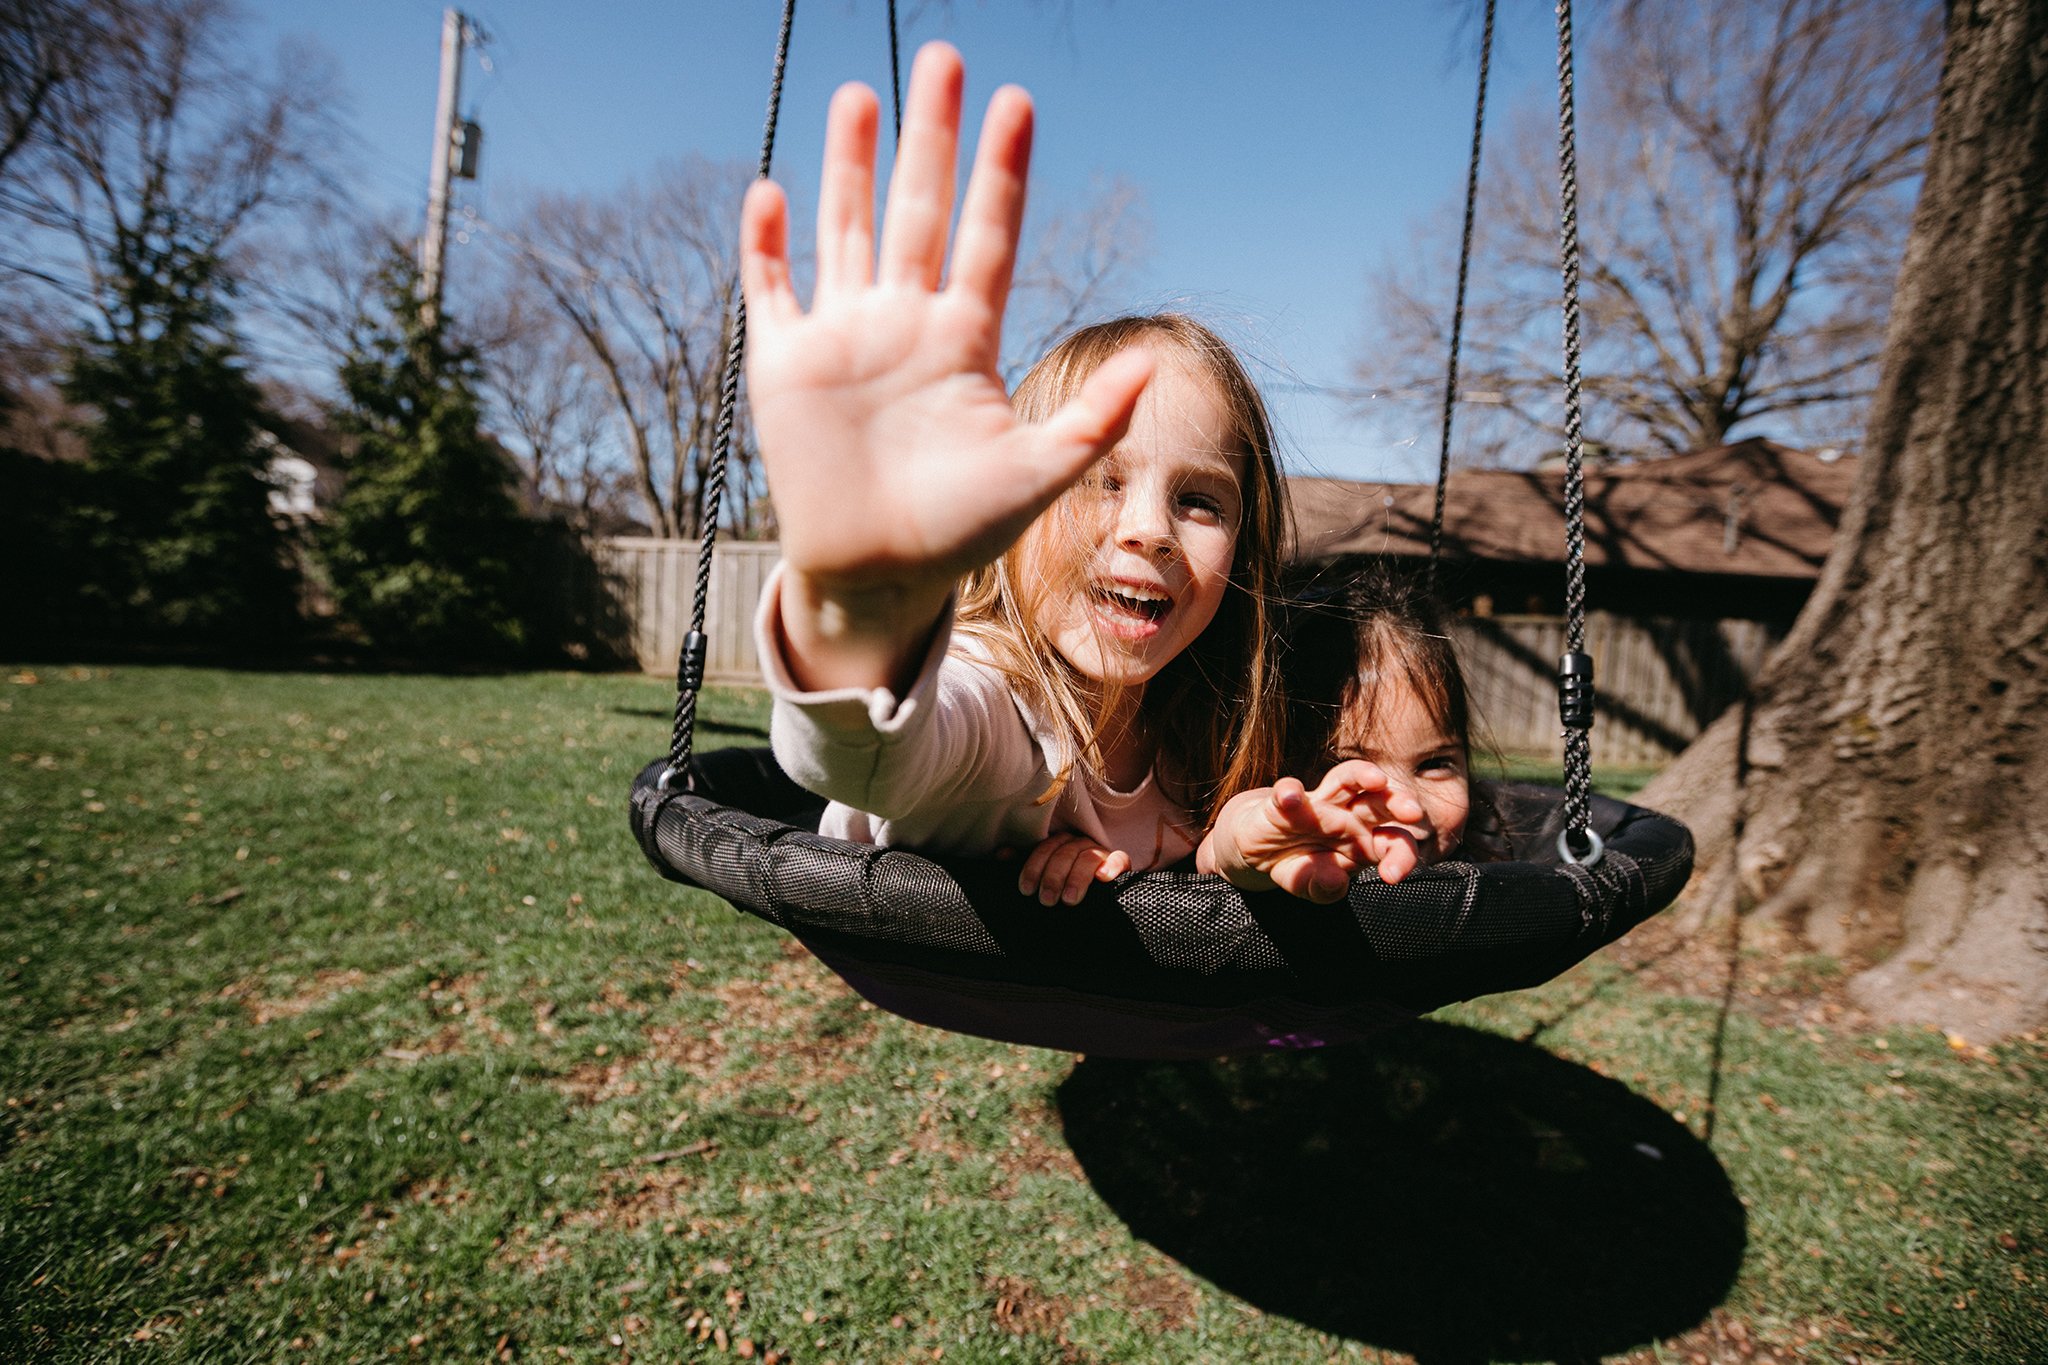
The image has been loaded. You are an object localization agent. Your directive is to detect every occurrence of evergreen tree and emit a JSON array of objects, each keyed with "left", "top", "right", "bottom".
[
  {"left": 60, "top": 239, "right": 297, "bottom": 645},
  {"left": 0, "top": 385, "right": 93, "bottom": 648},
  {"left": 323, "top": 256, "right": 531, "bottom": 661}
]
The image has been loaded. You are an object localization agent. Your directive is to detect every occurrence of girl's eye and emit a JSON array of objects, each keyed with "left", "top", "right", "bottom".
[
  {"left": 1419, "top": 755, "right": 1463, "bottom": 775},
  {"left": 1179, "top": 493, "right": 1225, "bottom": 518}
]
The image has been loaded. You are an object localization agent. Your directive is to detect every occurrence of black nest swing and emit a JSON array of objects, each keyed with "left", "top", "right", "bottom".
[{"left": 628, "top": 0, "right": 1693, "bottom": 1058}]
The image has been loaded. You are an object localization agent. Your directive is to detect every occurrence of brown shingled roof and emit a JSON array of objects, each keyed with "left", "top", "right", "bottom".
[{"left": 1290, "top": 438, "right": 1856, "bottom": 579}]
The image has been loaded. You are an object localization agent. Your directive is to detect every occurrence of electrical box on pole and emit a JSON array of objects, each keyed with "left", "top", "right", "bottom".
[{"left": 453, "top": 119, "right": 483, "bottom": 180}]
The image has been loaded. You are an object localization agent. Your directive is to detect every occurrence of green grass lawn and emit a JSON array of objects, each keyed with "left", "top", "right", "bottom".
[
  {"left": 1493, "top": 753, "right": 1664, "bottom": 801},
  {"left": 3, "top": 663, "right": 2042, "bottom": 1363}
]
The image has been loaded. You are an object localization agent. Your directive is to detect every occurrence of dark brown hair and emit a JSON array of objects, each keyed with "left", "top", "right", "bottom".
[{"left": 1284, "top": 566, "right": 1471, "bottom": 765}]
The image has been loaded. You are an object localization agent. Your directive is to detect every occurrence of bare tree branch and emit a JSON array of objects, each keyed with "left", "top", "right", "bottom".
[
  {"left": 0, "top": 0, "right": 338, "bottom": 335},
  {"left": 486, "top": 158, "right": 750, "bottom": 539},
  {"left": 1357, "top": 0, "right": 1942, "bottom": 465},
  {"left": 468, "top": 262, "right": 618, "bottom": 524},
  {"left": 0, "top": 0, "right": 100, "bottom": 184},
  {"left": 1005, "top": 175, "right": 1151, "bottom": 380}
]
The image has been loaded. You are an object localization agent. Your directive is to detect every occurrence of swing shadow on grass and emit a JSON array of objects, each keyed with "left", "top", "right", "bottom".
[{"left": 1056, "top": 1020, "right": 1745, "bottom": 1365}]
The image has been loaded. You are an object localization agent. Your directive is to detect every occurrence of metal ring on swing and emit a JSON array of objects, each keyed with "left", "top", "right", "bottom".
[{"left": 1558, "top": 825, "right": 1606, "bottom": 867}]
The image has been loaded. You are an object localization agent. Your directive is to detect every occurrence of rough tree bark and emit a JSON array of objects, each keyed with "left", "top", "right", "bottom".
[{"left": 1638, "top": 0, "right": 2048, "bottom": 1041}]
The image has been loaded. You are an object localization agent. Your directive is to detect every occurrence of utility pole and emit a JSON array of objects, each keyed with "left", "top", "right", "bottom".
[{"left": 418, "top": 7, "right": 466, "bottom": 329}]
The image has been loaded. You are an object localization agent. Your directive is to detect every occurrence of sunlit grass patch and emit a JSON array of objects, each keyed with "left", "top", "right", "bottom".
[{"left": 3, "top": 663, "right": 2043, "bottom": 1363}]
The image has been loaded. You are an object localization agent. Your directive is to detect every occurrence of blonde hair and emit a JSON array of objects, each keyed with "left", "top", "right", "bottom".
[{"left": 955, "top": 314, "right": 1291, "bottom": 828}]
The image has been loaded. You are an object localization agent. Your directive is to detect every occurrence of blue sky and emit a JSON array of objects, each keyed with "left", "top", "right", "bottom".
[{"left": 245, "top": 1, "right": 1565, "bottom": 484}]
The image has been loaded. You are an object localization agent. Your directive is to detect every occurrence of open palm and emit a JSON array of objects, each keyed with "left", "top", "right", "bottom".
[{"left": 740, "top": 45, "right": 1152, "bottom": 687}]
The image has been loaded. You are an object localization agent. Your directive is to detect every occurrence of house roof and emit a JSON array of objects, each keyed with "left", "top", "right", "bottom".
[{"left": 1289, "top": 438, "right": 1857, "bottom": 580}]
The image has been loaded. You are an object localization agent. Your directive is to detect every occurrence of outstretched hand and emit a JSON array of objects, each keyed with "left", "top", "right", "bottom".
[
  {"left": 742, "top": 43, "right": 1155, "bottom": 692},
  {"left": 1197, "top": 761, "right": 1430, "bottom": 903}
]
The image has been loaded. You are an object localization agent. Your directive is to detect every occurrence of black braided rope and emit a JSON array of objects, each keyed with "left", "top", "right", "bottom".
[
  {"left": 664, "top": 0, "right": 798, "bottom": 786},
  {"left": 1552, "top": 0, "right": 1594, "bottom": 851},
  {"left": 1427, "top": 0, "right": 1497, "bottom": 595},
  {"left": 887, "top": 0, "right": 903, "bottom": 141}
]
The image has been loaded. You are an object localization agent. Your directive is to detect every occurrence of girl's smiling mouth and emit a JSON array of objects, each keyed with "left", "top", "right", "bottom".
[{"left": 1089, "top": 579, "right": 1174, "bottom": 637}]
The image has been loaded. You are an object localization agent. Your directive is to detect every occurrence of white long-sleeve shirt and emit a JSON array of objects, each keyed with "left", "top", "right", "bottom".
[{"left": 756, "top": 566, "right": 1198, "bottom": 871}]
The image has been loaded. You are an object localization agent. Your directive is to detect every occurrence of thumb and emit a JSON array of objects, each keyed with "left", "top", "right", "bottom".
[{"left": 1016, "top": 346, "right": 1156, "bottom": 500}]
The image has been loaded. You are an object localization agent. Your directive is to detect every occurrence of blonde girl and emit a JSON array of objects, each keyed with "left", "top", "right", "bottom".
[{"left": 742, "top": 44, "right": 1289, "bottom": 873}]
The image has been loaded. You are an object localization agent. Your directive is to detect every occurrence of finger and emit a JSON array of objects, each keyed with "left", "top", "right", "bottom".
[
  {"left": 1374, "top": 831, "right": 1421, "bottom": 885},
  {"left": 1344, "top": 792, "right": 1414, "bottom": 832},
  {"left": 1267, "top": 778, "right": 1316, "bottom": 832},
  {"left": 1316, "top": 759, "right": 1390, "bottom": 804},
  {"left": 815, "top": 83, "right": 880, "bottom": 299},
  {"left": 1271, "top": 853, "right": 1346, "bottom": 905},
  {"left": 1018, "top": 835, "right": 1063, "bottom": 897},
  {"left": 1267, "top": 853, "right": 1317, "bottom": 900},
  {"left": 1282, "top": 780, "right": 1379, "bottom": 844},
  {"left": 877, "top": 42, "right": 964, "bottom": 290},
  {"left": 1097, "top": 850, "right": 1131, "bottom": 881},
  {"left": 1040, "top": 840, "right": 1087, "bottom": 906},
  {"left": 1017, "top": 346, "right": 1156, "bottom": 504},
  {"left": 739, "top": 180, "right": 800, "bottom": 326},
  {"left": 947, "top": 83, "right": 1033, "bottom": 317},
  {"left": 1308, "top": 860, "right": 1353, "bottom": 904},
  {"left": 1379, "top": 848, "right": 1418, "bottom": 884},
  {"left": 1343, "top": 781, "right": 1422, "bottom": 827},
  {"left": 1060, "top": 852, "right": 1100, "bottom": 906}
]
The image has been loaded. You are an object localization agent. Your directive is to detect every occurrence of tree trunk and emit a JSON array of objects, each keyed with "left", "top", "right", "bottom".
[{"left": 1638, "top": 0, "right": 2048, "bottom": 1041}]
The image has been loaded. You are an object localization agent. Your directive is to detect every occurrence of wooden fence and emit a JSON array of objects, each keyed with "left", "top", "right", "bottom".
[
  {"left": 589, "top": 538, "right": 781, "bottom": 681},
  {"left": 1452, "top": 612, "right": 1780, "bottom": 767},
  {"left": 586, "top": 539, "right": 1779, "bottom": 763}
]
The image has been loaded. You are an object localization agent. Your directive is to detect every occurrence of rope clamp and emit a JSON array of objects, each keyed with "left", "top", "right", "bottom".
[
  {"left": 678, "top": 630, "right": 708, "bottom": 694},
  {"left": 1558, "top": 650, "right": 1595, "bottom": 731}
]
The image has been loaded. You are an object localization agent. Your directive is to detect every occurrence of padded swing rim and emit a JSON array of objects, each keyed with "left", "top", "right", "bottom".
[{"left": 630, "top": 748, "right": 1692, "bottom": 1019}]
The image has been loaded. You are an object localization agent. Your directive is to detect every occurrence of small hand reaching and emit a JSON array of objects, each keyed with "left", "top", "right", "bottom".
[
  {"left": 1197, "top": 760, "right": 1430, "bottom": 902},
  {"left": 741, "top": 42, "right": 1155, "bottom": 692},
  {"left": 1018, "top": 832, "right": 1132, "bottom": 907}
]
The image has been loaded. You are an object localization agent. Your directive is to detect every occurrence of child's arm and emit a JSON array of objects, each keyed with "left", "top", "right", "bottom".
[
  {"left": 1196, "top": 762, "right": 1428, "bottom": 902},
  {"left": 741, "top": 43, "right": 1154, "bottom": 695}
]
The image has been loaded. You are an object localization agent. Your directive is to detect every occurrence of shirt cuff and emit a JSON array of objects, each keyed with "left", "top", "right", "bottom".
[{"left": 753, "top": 562, "right": 955, "bottom": 739}]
